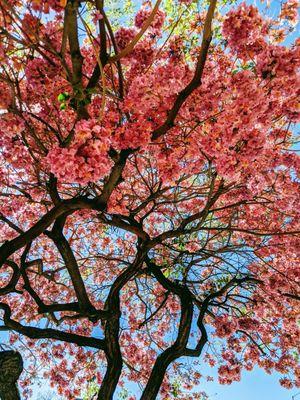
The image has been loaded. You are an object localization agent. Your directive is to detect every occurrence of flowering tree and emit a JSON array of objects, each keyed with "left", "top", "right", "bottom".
[{"left": 0, "top": 0, "right": 299, "bottom": 398}]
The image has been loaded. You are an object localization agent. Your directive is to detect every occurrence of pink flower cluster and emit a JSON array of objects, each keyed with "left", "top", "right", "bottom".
[
  {"left": 25, "top": 58, "right": 60, "bottom": 88},
  {"left": 47, "top": 119, "right": 112, "bottom": 183},
  {"left": 31, "top": 0, "right": 64, "bottom": 13},
  {"left": 257, "top": 44, "right": 300, "bottom": 80},
  {"left": 218, "top": 364, "right": 241, "bottom": 384},
  {"left": 223, "top": 3, "right": 268, "bottom": 59},
  {"left": 114, "top": 116, "right": 153, "bottom": 149},
  {"left": 214, "top": 315, "right": 236, "bottom": 338},
  {"left": 115, "top": 27, "right": 136, "bottom": 50},
  {"left": 280, "top": 0, "right": 299, "bottom": 25},
  {"left": 256, "top": 44, "right": 300, "bottom": 121},
  {"left": 0, "top": 115, "right": 31, "bottom": 169},
  {"left": 0, "top": 81, "right": 12, "bottom": 109},
  {"left": 114, "top": 27, "right": 155, "bottom": 70},
  {"left": 238, "top": 317, "right": 258, "bottom": 331},
  {"left": 135, "top": 6, "right": 165, "bottom": 34}
]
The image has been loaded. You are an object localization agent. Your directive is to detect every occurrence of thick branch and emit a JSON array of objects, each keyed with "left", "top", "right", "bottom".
[
  {"left": 96, "top": 0, "right": 108, "bottom": 64},
  {"left": 19, "top": 245, "right": 91, "bottom": 318},
  {"left": 0, "top": 260, "right": 20, "bottom": 295},
  {"left": 141, "top": 262, "right": 194, "bottom": 400},
  {"left": 97, "top": 245, "right": 147, "bottom": 400},
  {"left": 0, "top": 197, "right": 97, "bottom": 271},
  {"left": 0, "top": 213, "right": 24, "bottom": 234},
  {"left": 45, "top": 216, "right": 101, "bottom": 319},
  {"left": 98, "top": 214, "right": 149, "bottom": 240},
  {"left": 65, "top": 0, "right": 89, "bottom": 119},
  {"left": 151, "top": 0, "right": 217, "bottom": 140},
  {"left": 96, "top": 148, "right": 133, "bottom": 206},
  {"left": 0, "top": 303, "right": 105, "bottom": 350}
]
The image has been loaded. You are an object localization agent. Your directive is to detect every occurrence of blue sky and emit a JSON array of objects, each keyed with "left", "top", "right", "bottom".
[{"left": 198, "top": 366, "right": 299, "bottom": 400}]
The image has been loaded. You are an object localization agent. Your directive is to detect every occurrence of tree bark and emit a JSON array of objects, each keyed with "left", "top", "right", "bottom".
[{"left": 0, "top": 351, "right": 23, "bottom": 400}]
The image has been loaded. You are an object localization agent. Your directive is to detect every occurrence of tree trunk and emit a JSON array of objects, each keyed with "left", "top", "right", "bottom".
[
  {"left": 0, "top": 384, "right": 21, "bottom": 400},
  {"left": 0, "top": 351, "right": 23, "bottom": 400}
]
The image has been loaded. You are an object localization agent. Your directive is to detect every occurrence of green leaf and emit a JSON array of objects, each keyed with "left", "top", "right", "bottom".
[{"left": 57, "top": 92, "right": 70, "bottom": 102}]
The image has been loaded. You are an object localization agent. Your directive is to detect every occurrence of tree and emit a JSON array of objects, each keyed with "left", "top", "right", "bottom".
[
  {"left": 0, "top": 0, "right": 299, "bottom": 398},
  {"left": 0, "top": 350, "right": 23, "bottom": 400}
]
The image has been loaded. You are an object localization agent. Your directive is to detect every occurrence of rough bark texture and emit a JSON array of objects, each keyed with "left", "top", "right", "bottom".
[{"left": 0, "top": 351, "right": 23, "bottom": 400}]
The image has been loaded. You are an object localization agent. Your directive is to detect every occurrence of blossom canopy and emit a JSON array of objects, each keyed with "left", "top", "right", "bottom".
[{"left": 0, "top": 0, "right": 299, "bottom": 399}]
